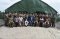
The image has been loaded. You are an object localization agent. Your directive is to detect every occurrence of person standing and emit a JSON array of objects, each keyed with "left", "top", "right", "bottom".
[
  {"left": 27, "top": 14, "right": 31, "bottom": 26},
  {"left": 14, "top": 16, "right": 19, "bottom": 27},
  {"left": 51, "top": 17, "right": 55, "bottom": 27},
  {"left": 18, "top": 16, "right": 23, "bottom": 26},
  {"left": 30, "top": 14, "right": 35, "bottom": 26},
  {"left": 8, "top": 14, "right": 14, "bottom": 27},
  {"left": 4, "top": 14, "right": 9, "bottom": 26}
]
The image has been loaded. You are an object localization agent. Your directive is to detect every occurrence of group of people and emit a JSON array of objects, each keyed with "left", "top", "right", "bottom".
[{"left": 4, "top": 13, "right": 55, "bottom": 27}]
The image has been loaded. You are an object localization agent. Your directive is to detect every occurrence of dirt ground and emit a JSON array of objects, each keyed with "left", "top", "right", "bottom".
[{"left": 0, "top": 27, "right": 60, "bottom": 39}]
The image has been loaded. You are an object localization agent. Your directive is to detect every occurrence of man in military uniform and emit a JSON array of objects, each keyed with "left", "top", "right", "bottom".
[
  {"left": 51, "top": 17, "right": 55, "bottom": 27},
  {"left": 4, "top": 14, "right": 9, "bottom": 26},
  {"left": 8, "top": 13, "right": 14, "bottom": 27}
]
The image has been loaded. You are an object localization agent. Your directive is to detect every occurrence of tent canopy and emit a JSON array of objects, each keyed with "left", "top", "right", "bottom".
[{"left": 5, "top": 0, "right": 57, "bottom": 15}]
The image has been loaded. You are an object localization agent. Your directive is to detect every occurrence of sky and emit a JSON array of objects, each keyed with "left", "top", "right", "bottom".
[{"left": 0, "top": 0, "right": 60, "bottom": 14}]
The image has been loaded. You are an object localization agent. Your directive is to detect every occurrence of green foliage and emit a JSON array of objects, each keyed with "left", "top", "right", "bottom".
[
  {"left": 56, "top": 17, "right": 60, "bottom": 22},
  {"left": 0, "top": 12, "right": 4, "bottom": 19}
]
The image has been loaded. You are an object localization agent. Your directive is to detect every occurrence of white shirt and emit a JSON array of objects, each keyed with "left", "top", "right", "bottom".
[
  {"left": 19, "top": 17, "right": 23, "bottom": 22},
  {"left": 40, "top": 18, "right": 44, "bottom": 21},
  {"left": 15, "top": 17, "right": 19, "bottom": 22},
  {"left": 25, "top": 20, "right": 29, "bottom": 26}
]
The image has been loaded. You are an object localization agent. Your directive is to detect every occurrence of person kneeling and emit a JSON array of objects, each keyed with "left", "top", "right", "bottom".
[{"left": 25, "top": 19, "right": 29, "bottom": 27}]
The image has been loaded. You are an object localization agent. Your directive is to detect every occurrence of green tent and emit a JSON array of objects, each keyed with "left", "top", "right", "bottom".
[{"left": 5, "top": 0, "right": 57, "bottom": 15}]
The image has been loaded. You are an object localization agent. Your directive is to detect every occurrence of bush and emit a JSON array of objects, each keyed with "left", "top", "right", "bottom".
[
  {"left": 56, "top": 17, "right": 60, "bottom": 22},
  {"left": 0, "top": 13, "right": 4, "bottom": 19}
]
